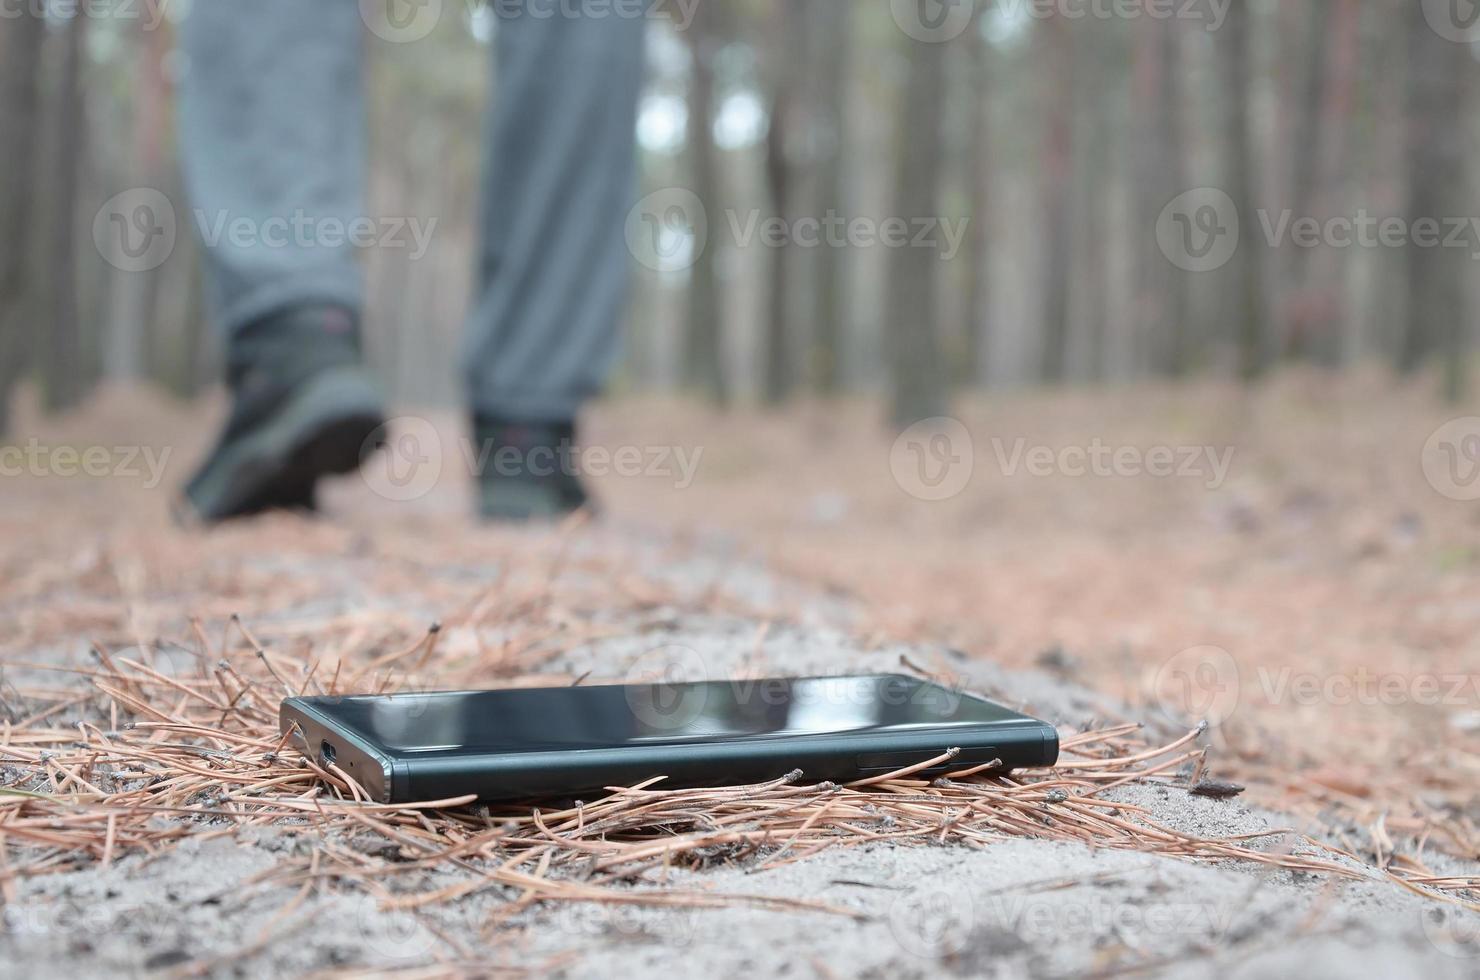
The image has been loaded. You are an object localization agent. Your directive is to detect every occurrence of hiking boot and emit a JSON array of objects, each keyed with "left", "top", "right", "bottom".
[
  {"left": 472, "top": 416, "right": 593, "bottom": 522},
  {"left": 178, "top": 306, "right": 385, "bottom": 524}
]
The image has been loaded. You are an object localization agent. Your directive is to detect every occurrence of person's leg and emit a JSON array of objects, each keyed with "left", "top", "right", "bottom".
[
  {"left": 466, "top": 8, "right": 647, "bottom": 421},
  {"left": 178, "top": 0, "right": 366, "bottom": 331},
  {"left": 176, "top": 0, "right": 383, "bottom": 523},
  {"left": 465, "top": 6, "right": 646, "bottom": 519}
]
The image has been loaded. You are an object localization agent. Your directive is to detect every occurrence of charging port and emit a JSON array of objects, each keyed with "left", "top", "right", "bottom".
[{"left": 320, "top": 740, "right": 337, "bottom": 767}]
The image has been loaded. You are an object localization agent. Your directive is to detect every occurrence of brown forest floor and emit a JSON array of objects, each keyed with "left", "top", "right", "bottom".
[
  {"left": 1, "top": 369, "right": 1479, "bottom": 973},
  {"left": 626, "top": 370, "right": 1480, "bottom": 865},
  {"left": 6, "top": 370, "right": 1480, "bottom": 855}
]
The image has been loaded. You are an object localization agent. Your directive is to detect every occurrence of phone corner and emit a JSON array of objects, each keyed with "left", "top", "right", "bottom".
[
  {"left": 277, "top": 698, "right": 308, "bottom": 738},
  {"left": 1041, "top": 726, "right": 1060, "bottom": 767}
]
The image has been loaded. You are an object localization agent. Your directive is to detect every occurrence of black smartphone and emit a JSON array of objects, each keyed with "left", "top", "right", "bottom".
[{"left": 279, "top": 673, "right": 1059, "bottom": 804}]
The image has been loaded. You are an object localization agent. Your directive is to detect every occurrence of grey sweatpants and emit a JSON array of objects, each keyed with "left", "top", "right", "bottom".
[{"left": 178, "top": 0, "right": 646, "bottom": 422}]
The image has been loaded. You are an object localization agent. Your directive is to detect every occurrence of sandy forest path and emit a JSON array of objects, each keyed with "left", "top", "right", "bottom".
[{"left": 1, "top": 376, "right": 1478, "bottom": 976}]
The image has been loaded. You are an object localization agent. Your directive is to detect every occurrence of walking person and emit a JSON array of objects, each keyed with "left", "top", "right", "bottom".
[{"left": 176, "top": 0, "right": 646, "bottom": 522}]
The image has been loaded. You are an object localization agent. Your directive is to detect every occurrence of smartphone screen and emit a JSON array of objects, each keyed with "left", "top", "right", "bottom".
[{"left": 311, "top": 674, "right": 1034, "bottom": 756}]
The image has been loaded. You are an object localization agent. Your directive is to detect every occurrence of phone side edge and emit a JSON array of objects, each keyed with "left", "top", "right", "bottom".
[
  {"left": 1041, "top": 724, "right": 1060, "bottom": 767},
  {"left": 279, "top": 698, "right": 396, "bottom": 804},
  {"left": 394, "top": 718, "right": 1059, "bottom": 803}
]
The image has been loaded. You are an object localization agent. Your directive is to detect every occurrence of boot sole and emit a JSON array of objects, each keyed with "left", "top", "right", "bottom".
[{"left": 181, "top": 367, "right": 386, "bottom": 524}]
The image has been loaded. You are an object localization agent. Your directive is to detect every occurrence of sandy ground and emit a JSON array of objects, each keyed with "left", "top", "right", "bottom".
[
  {"left": 3, "top": 598, "right": 1476, "bottom": 977},
  {"left": 2, "top": 376, "right": 1479, "bottom": 976}
]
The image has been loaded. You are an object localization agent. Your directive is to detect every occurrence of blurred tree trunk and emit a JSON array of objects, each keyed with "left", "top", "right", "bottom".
[
  {"left": 1287, "top": 3, "right": 1327, "bottom": 253},
  {"left": 158, "top": 244, "right": 208, "bottom": 398},
  {"left": 1215, "top": 0, "right": 1265, "bottom": 381},
  {"left": 1286, "top": 0, "right": 1357, "bottom": 365},
  {"left": 1135, "top": 18, "right": 1184, "bottom": 376},
  {"left": 103, "top": 24, "right": 165, "bottom": 384},
  {"left": 1401, "top": 6, "right": 1472, "bottom": 400},
  {"left": 887, "top": 33, "right": 948, "bottom": 428},
  {"left": 136, "top": 21, "right": 184, "bottom": 394},
  {"left": 809, "top": 0, "right": 851, "bottom": 395},
  {"left": 1067, "top": 22, "right": 1111, "bottom": 380},
  {"left": 963, "top": 9, "right": 990, "bottom": 386},
  {"left": 684, "top": 2, "right": 727, "bottom": 405},
  {"left": 1345, "top": 4, "right": 1403, "bottom": 365},
  {"left": 1037, "top": 16, "right": 1072, "bottom": 383},
  {"left": 0, "top": 10, "right": 47, "bottom": 434},
  {"left": 761, "top": 0, "right": 809, "bottom": 406},
  {"left": 39, "top": 12, "right": 89, "bottom": 413}
]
